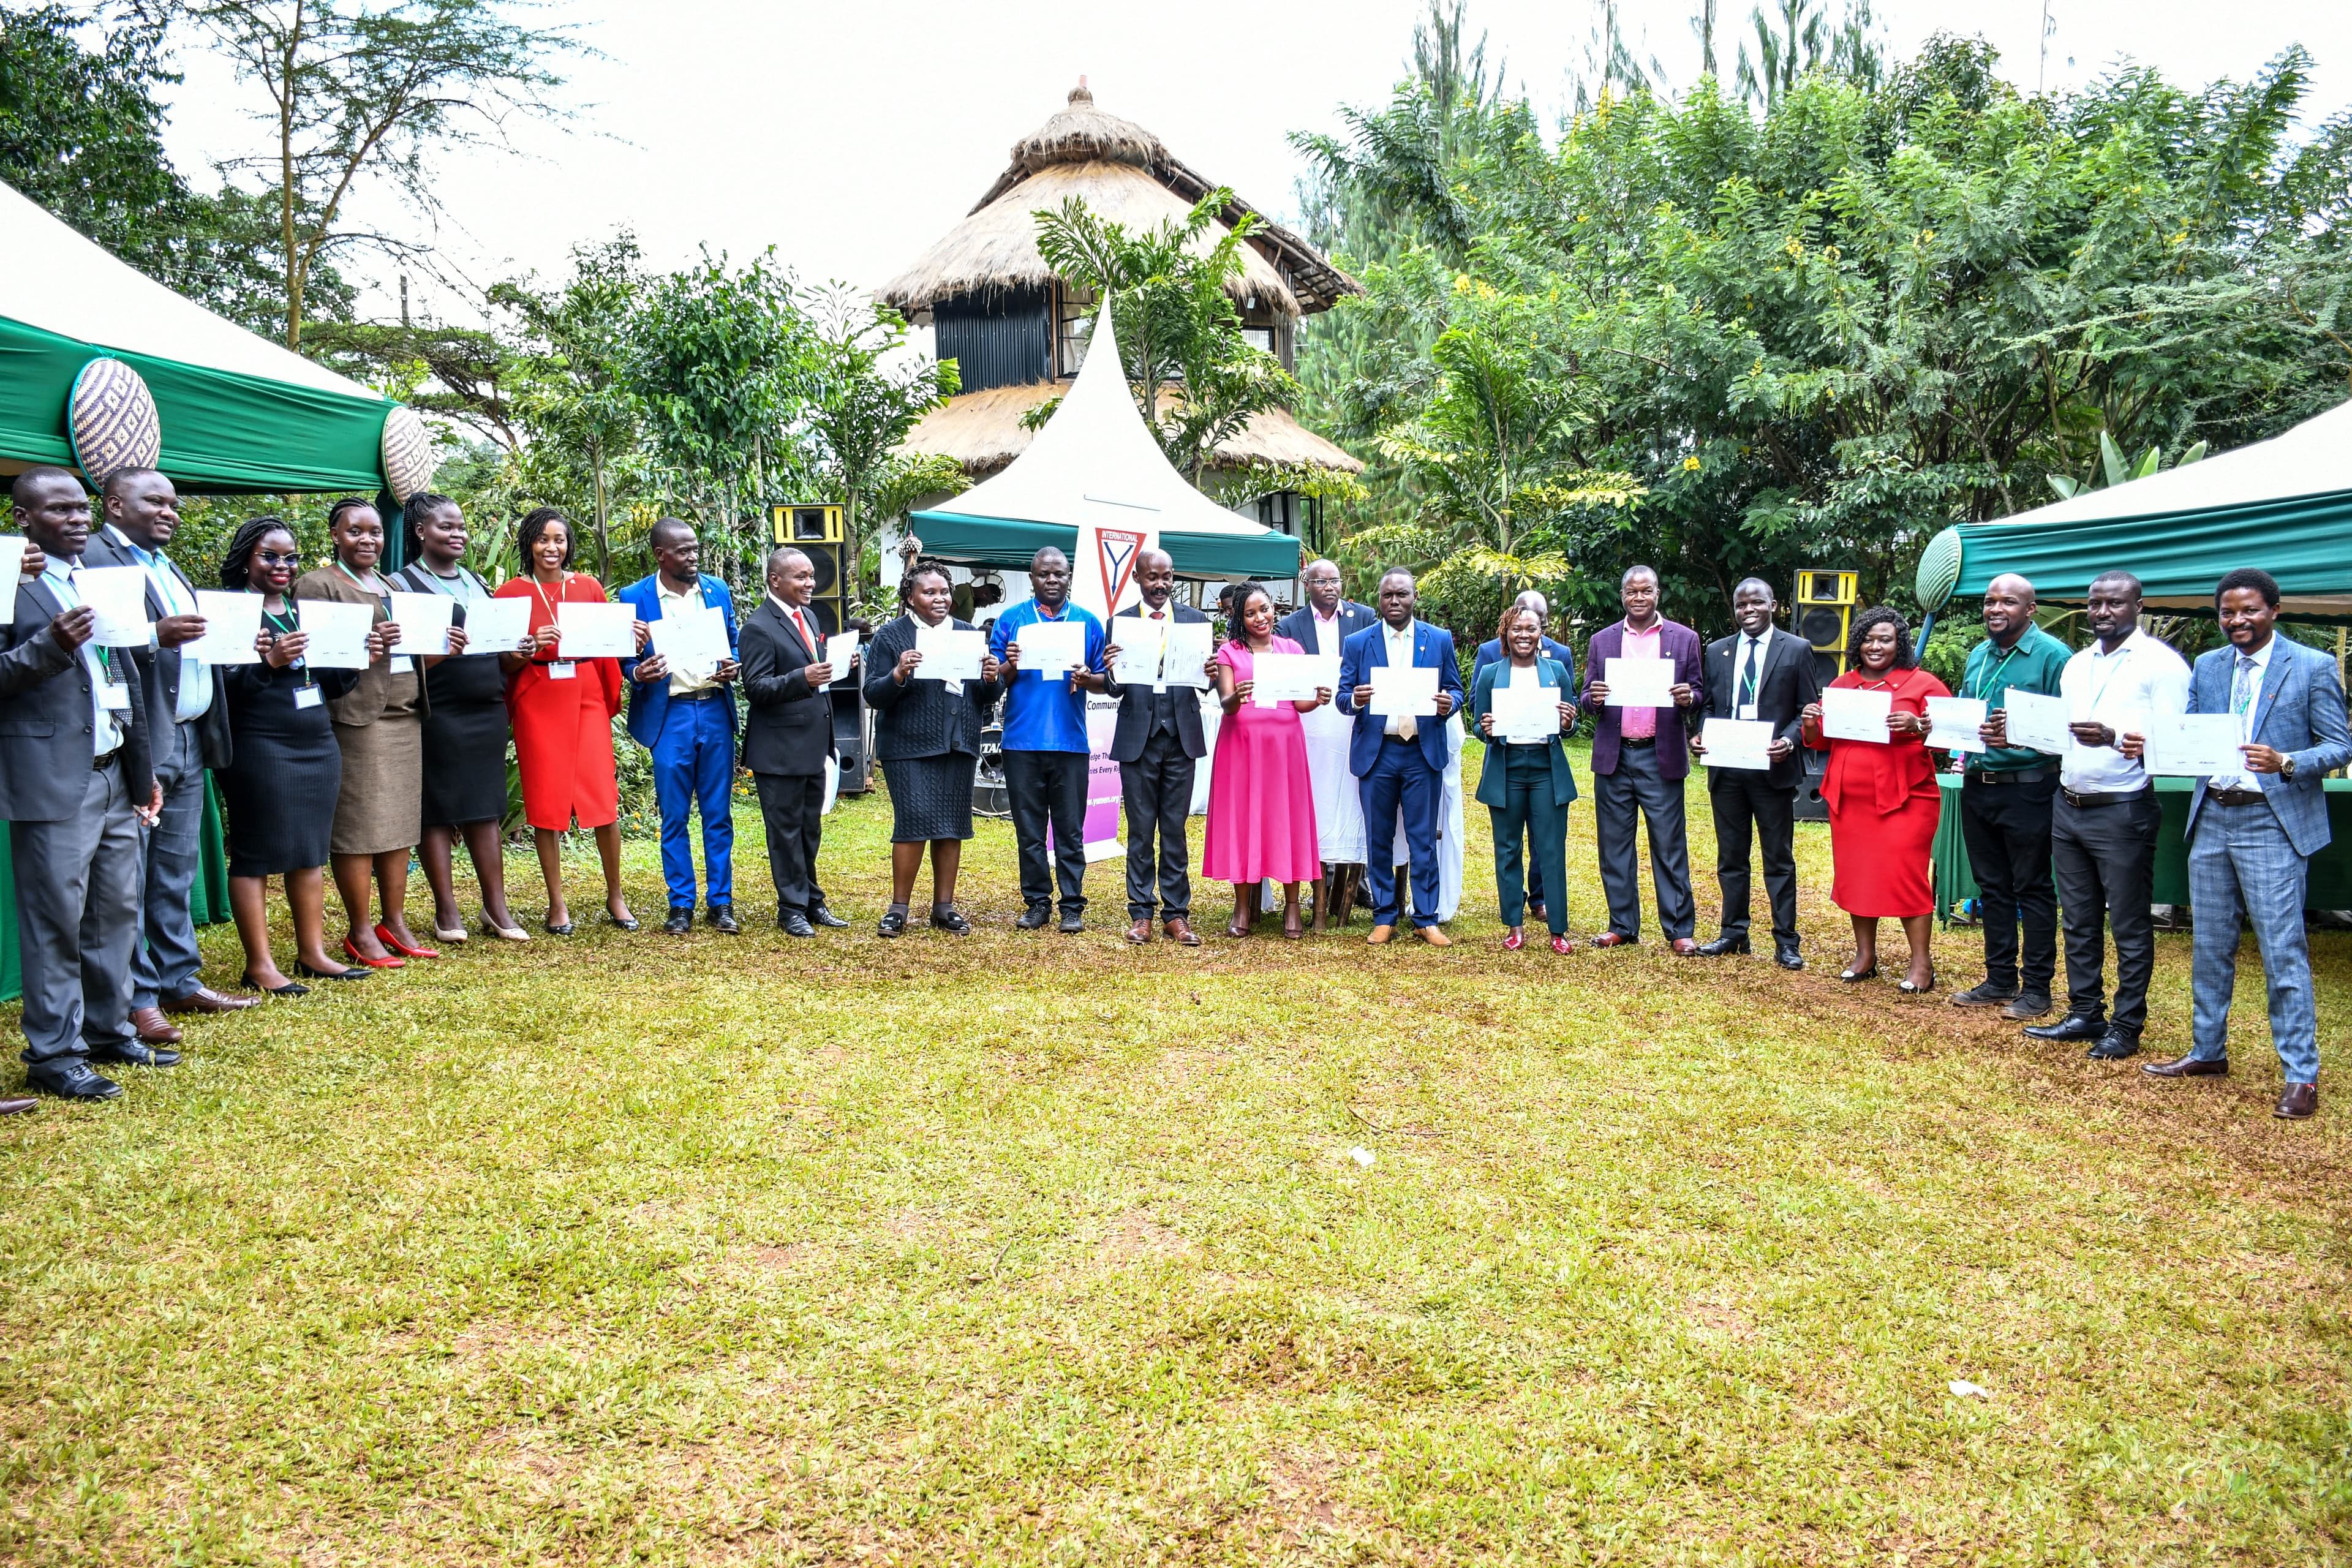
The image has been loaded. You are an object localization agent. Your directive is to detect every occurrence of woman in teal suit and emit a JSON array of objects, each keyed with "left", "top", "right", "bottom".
[{"left": 1472, "top": 605, "right": 1580, "bottom": 952}]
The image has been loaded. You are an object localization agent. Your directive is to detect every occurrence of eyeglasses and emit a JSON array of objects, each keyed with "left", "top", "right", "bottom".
[{"left": 255, "top": 551, "right": 300, "bottom": 567}]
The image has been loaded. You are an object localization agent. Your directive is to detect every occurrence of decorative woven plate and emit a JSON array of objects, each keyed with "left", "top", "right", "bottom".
[
  {"left": 380, "top": 404, "right": 435, "bottom": 502},
  {"left": 1914, "top": 526, "right": 1964, "bottom": 613},
  {"left": 68, "top": 358, "right": 161, "bottom": 487}
]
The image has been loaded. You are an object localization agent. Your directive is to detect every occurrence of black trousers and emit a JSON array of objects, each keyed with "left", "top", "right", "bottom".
[
  {"left": 753, "top": 771, "right": 827, "bottom": 916},
  {"left": 1709, "top": 769, "right": 1799, "bottom": 943},
  {"left": 1120, "top": 728, "right": 1195, "bottom": 921},
  {"left": 1959, "top": 774, "right": 2058, "bottom": 993},
  {"left": 1003, "top": 748, "right": 1088, "bottom": 913},
  {"left": 2050, "top": 790, "right": 2162, "bottom": 1033}
]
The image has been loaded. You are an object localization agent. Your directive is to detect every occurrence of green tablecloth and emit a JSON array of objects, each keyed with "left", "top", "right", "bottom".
[
  {"left": 0, "top": 772, "right": 232, "bottom": 1003},
  {"left": 1932, "top": 774, "right": 2352, "bottom": 920}
]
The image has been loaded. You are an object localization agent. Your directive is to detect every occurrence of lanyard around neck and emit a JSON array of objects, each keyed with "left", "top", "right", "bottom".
[{"left": 1972, "top": 636, "right": 2026, "bottom": 701}]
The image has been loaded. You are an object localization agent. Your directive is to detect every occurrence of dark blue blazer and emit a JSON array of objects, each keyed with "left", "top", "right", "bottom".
[
  {"left": 1336, "top": 619, "right": 1464, "bottom": 777},
  {"left": 615, "top": 572, "right": 740, "bottom": 751}
]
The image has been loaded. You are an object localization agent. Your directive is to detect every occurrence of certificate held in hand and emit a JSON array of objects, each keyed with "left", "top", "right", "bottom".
[
  {"left": 2143, "top": 714, "right": 2244, "bottom": 777},
  {"left": 2001, "top": 688, "right": 2072, "bottom": 756},
  {"left": 1015, "top": 619, "right": 1086, "bottom": 676},
  {"left": 1603, "top": 655, "right": 1675, "bottom": 707},
  {"left": 1368, "top": 662, "right": 1440, "bottom": 717},
  {"left": 1819, "top": 687, "right": 1892, "bottom": 742},
  {"left": 296, "top": 598, "right": 372, "bottom": 669},
  {"left": 913, "top": 622, "right": 984, "bottom": 682},
  {"left": 1490, "top": 682, "right": 1560, "bottom": 744},
  {"left": 385, "top": 591, "right": 454, "bottom": 655},
  {"left": 1924, "top": 696, "right": 1988, "bottom": 753},
  {"left": 1700, "top": 717, "right": 1776, "bottom": 770},
  {"left": 187, "top": 590, "right": 263, "bottom": 665},
  {"left": 556, "top": 600, "right": 636, "bottom": 660},
  {"left": 1252, "top": 652, "right": 1334, "bottom": 706},
  {"left": 461, "top": 597, "right": 532, "bottom": 655},
  {"left": 1109, "top": 617, "right": 1166, "bottom": 684}
]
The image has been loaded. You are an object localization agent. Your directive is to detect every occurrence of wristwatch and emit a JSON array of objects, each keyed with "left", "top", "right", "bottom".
[{"left": 2281, "top": 756, "right": 2297, "bottom": 780}]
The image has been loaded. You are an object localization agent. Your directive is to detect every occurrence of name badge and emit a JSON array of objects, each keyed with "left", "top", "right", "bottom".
[
  {"left": 100, "top": 680, "right": 132, "bottom": 711},
  {"left": 548, "top": 660, "right": 577, "bottom": 681},
  {"left": 1736, "top": 702, "right": 1758, "bottom": 721},
  {"left": 293, "top": 685, "right": 323, "bottom": 710},
  {"left": 388, "top": 654, "right": 414, "bottom": 674}
]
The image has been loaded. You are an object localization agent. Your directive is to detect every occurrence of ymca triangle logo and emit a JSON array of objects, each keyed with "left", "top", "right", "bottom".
[{"left": 1095, "top": 527, "right": 1147, "bottom": 608}]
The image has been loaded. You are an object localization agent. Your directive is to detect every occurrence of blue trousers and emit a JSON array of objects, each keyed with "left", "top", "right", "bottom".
[
  {"left": 2187, "top": 800, "right": 2318, "bottom": 1083},
  {"left": 651, "top": 695, "right": 735, "bottom": 910},
  {"left": 1360, "top": 736, "right": 1442, "bottom": 928}
]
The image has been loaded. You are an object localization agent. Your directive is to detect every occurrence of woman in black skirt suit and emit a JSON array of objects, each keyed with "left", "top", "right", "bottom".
[
  {"left": 217, "top": 519, "right": 368, "bottom": 995},
  {"left": 861, "top": 561, "right": 1003, "bottom": 937},
  {"left": 391, "top": 492, "right": 528, "bottom": 943}
]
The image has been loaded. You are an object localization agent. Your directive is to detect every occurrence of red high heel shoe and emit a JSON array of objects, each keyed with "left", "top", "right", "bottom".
[
  {"left": 342, "top": 935, "right": 404, "bottom": 969},
  {"left": 375, "top": 922, "right": 440, "bottom": 960}
]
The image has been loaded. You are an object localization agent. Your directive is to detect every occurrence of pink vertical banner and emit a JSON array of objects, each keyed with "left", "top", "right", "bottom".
[{"left": 1082, "top": 693, "right": 1124, "bottom": 863}]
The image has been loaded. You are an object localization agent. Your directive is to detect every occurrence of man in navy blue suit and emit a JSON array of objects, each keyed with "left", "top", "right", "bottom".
[{"left": 1338, "top": 568, "right": 1466, "bottom": 946}]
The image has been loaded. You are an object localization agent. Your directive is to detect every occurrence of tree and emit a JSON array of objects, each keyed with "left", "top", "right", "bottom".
[{"left": 134, "top": 0, "right": 579, "bottom": 350}]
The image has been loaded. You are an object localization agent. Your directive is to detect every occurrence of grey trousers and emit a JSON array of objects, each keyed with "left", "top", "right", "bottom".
[
  {"left": 132, "top": 720, "right": 205, "bottom": 1008},
  {"left": 1594, "top": 741, "right": 1695, "bottom": 941},
  {"left": 2049, "top": 790, "right": 2162, "bottom": 1033},
  {"left": 12, "top": 761, "right": 143, "bottom": 1065}
]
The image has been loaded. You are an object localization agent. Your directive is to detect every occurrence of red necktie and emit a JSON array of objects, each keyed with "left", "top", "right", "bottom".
[{"left": 793, "top": 608, "right": 813, "bottom": 653}]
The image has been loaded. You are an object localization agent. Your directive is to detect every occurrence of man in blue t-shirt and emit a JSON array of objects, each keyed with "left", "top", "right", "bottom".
[{"left": 989, "top": 546, "right": 1107, "bottom": 932}]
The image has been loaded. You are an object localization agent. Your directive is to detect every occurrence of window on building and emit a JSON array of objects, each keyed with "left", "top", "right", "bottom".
[{"left": 1056, "top": 283, "right": 1097, "bottom": 379}]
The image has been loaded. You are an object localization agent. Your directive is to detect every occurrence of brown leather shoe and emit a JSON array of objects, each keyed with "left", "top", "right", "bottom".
[
  {"left": 131, "top": 1008, "right": 183, "bottom": 1046},
  {"left": 1126, "top": 918, "right": 1153, "bottom": 945},
  {"left": 164, "top": 986, "right": 261, "bottom": 1014},
  {"left": 1417, "top": 925, "right": 1451, "bottom": 947},
  {"left": 1670, "top": 937, "right": 1700, "bottom": 956},
  {"left": 1588, "top": 932, "right": 1637, "bottom": 949},
  {"left": 2141, "top": 1054, "right": 2228, "bottom": 1079},
  {"left": 1367, "top": 924, "right": 1395, "bottom": 944},
  {"left": 1163, "top": 918, "right": 1201, "bottom": 947},
  {"left": 2275, "top": 1084, "right": 2318, "bottom": 1120},
  {"left": 0, "top": 1096, "right": 35, "bottom": 1115}
]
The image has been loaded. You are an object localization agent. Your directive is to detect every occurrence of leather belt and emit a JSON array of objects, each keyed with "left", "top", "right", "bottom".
[
  {"left": 1620, "top": 736, "right": 1656, "bottom": 748},
  {"left": 1967, "top": 766, "right": 2051, "bottom": 785},
  {"left": 671, "top": 687, "right": 723, "bottom": 702},
  {"left": 2206, "top": 786, "right": 2268, "bottom": 807},
  {"left": 92, "top": 750, "right": 118, "bottom": 772},
  {"left": 2060, "top": 786, "right": 2146, "bottom": 809}
]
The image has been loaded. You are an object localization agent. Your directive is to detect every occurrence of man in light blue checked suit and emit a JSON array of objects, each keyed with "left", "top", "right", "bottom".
[{"left": 2125, "top": 568, "right": 2351, "bottom": 1120}]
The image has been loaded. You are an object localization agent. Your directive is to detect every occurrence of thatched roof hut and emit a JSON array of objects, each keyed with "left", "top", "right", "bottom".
[{"left": 882, "top": 80, "right": 1363, "bottom": 492}]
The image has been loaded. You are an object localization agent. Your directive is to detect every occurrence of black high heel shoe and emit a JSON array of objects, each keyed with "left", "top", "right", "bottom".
[
  {"left": 293, "top": 959, "right": 372, "bottom": 982},
  {"left": 1839, "top": 963, "right": 1879, "bottom": 982},
  {"left": 1898, "top": 970, "right": 1938, "bottom": 994},
  {"left": 241, "top": 970, "right": 307, "bottom": 998}
]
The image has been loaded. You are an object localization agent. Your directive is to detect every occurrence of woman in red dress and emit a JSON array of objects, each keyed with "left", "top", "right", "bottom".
[
  {"left": 496, "top": 508, "right": 644, "bottom": 935},
  {"left": 1801, "top": 606, "right": 1952, "bottom": 992}
]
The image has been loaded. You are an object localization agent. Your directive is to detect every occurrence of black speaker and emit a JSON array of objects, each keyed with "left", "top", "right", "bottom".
[{"left": 1794, "top": 568, "right": 1858, "bottom": 690}]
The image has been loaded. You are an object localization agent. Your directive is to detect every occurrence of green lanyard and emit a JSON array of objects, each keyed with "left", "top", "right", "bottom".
[
  {"left": 262, "top": 606, "right": 315, "bottom": 687},
  {"left": 1970, "top": 638, "right": 2024, "bottom": 703}
]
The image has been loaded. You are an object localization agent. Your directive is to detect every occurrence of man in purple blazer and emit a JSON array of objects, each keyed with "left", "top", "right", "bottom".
[{"left": 1581, "top": 564, "right": 1705, "bottom": 952}]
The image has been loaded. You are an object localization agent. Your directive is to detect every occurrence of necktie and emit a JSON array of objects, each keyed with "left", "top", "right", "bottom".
[
  {"left": 1738, "top": 639, "right": 1761, "bottom": 706},
  {"left": 794, "top": 608, "right": 813, "bottom": 654}
]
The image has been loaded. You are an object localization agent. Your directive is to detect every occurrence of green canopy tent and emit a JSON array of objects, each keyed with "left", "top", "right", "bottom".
[{"left": 0, "top": 176, "right": 422, "bottom": 1001}]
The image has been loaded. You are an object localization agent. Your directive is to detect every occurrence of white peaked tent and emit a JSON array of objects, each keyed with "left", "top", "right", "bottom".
[{"left": 908, "top": 305, "right": 1303, "bottom": 579}]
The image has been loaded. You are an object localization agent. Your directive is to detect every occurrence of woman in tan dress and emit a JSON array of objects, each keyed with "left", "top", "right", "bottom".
[{"left": 293, "top": 498, "right": 437, "bottom": 970}]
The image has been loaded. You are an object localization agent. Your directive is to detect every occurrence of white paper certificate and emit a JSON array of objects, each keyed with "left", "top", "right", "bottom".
[
  {"left": 1252, "top": 651, "right": 1333, "bottom": 706},
  {"left": 1490, "top": 682, "right": 1561, "bottom": 744},
  {"left": 1820, "top": 687, "right": 1892, "bottom": 742},
  {"left": 461, "top": 597, "right": 532, "bottom": 655},
  {"left": 1604, "top": 655, "right": 1675, "bottom": 707},
  {"left": 186, "top": 590, "right": 263, "bottom": 665},
  {"left": 1162, "top": 621, "right": 1214, "bottom": 689},
  {"left": 1925, "top": 696, "right": 1989, "bottom": 753},
  {"left": 556, "top": 600, "right": 636, "bottom": 660},
  {"left": 2143, "top": 714, "right": 2245, "bottom": 776},
  {"left": 1109, "top": 616, "right": 1166, "bottom": 684},
  {"left": 650, "top": 608, "right": 728, "bottom": 678},
  {"left": 823, "top": 631, "right": 859, "bottom": 686},
  {"left": 1015, "top": 618, "right": 1087, "bottom": 676},
  {"left": 0, "top": 536, "right": 26, "bottom": 584},
  {"left": 74, "top": 565, "right": 150, "bottom": 647},
  {"left": 2003, "top": 688, "right": 2072, "bottom": 756},
  {"left": 914, "top": 622, "right": 984, "bottom": 681},
  {"left": 385, "top": 590, "right": 454, "bottom": 655},
  {"left": 296, "top": 598, "right": 373, "bottom": 669},
  {"left": 1701, "top": 717, "right": 1777, "bottom": 769},
  {"left": 1368, "top": 662, "right": 1441, "bottom": 717}
]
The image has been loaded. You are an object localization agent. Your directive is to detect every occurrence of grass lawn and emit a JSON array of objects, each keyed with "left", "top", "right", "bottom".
[{"left": 4, "top": 741, "right": 2348, "bottom": 1564}]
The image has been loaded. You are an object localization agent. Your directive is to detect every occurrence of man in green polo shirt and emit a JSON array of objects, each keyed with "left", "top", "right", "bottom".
[{"left": 1953, "top": 573, "right": 2071, "bottom": 1018}]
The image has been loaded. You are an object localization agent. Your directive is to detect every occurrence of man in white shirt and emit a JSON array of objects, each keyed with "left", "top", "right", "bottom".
[{"left": 2022, "top": 571, "right": 2189, "bottom": 1060}]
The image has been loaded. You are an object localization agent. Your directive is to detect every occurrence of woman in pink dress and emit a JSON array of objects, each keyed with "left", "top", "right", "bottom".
[{"left": 1202, "top": 582, "right": 1328, "bottom": 938}]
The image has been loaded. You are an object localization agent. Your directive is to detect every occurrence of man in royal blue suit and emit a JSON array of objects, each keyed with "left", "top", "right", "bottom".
[
  {"left": 617, "top": 518, "right": 742, "bottom": 935},
  {"left": 1337, "top": 568, "right": 1465, "bottom": 946},
  {"left": 2127, "top": 567, "right": 2351, "bottom": 1120}
]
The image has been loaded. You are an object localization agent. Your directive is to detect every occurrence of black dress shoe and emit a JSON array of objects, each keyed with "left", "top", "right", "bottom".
[
  {"left": 2275, "top": 1084, "right": 2318, "bottom": 1119},
  {"left": 1015, "top": 904, "right": 1052, "bottom": 930},
  {"left": 2142, "top": 1053, "right": 2228, "bottom": 1079},
  {"left": 2024, "top": 1013, "right": 2106, "bottom": 1042},
  {"left": 778, "top": 912, "right": 817, "bottom": 938},
  {"left": 90, "top": 1039, "right": 179, "bottom": 1068},
  {"left": 707, "top": 903, "right": 740, "bottom": 933},
  {"left": 1058, "top": 910, "right": 1085, "bottom": 933},
  {"left": 931, "top": 906, "right": 972, "bottom": 935},
  {"left": 295, "top": 959, "right": 371, "bottom": 981},
  {"left": 29, "top": 1060, "right": 121, "bottom": 1100},
  {"left": 807, "top": 905, "right": 850, "bottom": 929},
  {"left": 605, "top": 911, "right": 641, "bottom": 932},
  {"left": 876, "top": 908, "right": 908, "bottom": 938},
  {"left": 2087, "top": 1029, "right": 2141, "bottom": 1060},
  {"left": 1774, "top": 941, "right": 1804, "bottom": 971},
  {"left": 662, "top": 908, "right": 693, "bottom": 935},
  {"left": 1695, "top": 935, "right": 1750, "bottom": 957}
]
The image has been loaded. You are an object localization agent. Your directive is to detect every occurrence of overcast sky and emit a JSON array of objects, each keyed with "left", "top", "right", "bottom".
[{"left": 150, "top": 0, "right": 2352, "bottom": 329}]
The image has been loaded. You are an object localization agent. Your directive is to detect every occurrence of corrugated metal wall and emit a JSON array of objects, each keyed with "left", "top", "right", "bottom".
[{"left": 933, "top": 288, "right": 1051, "bottom": 391}]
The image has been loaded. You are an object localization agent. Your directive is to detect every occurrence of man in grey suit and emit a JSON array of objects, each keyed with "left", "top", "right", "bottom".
[
  {"left": 3, "top": 468, "right": 162, "bottom": 1101},
  {"left": 2127, "top": 568, "right": 2352, "bottom": 1119},
  {"left": 85, "top": 468, "right": 256, "bottom": 1047},
  {"left": 1101, "top": 548, "right": 1211, "bottom": 946}
]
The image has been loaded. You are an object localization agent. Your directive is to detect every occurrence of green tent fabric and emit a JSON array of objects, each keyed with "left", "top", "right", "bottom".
[
  {"left": 0, "top": 776, "right": 232, "bottom": 1005},
  {"left": 909, "top": 507, "right": 1302, "bottom": 578}
]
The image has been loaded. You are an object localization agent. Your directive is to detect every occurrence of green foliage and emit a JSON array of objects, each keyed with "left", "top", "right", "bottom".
[
  {"left": 2045, "top": 433, "right": 2206, "bottom": 500},
  {"left": 797, "top": 284, "right": 960, "bottom": 587}
]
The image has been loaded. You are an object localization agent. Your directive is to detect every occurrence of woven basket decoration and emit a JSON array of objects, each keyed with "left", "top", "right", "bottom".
[
  {"left": 1914, "top": 526, "right": 1964, "bottom": 614},
  {"left": 380, "top": 404, "right": 436, "bottom": 502},
  {"left": 67, "top": 358, "right": 161, "bottom": 487}
]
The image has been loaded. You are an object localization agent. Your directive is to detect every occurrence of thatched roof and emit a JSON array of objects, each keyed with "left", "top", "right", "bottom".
[
  {"left": 878, "top": 81, "right": 1359, "bottom": 322},
  {"left": 901, "top": 380, "right": 1365, "bottom": 478}
]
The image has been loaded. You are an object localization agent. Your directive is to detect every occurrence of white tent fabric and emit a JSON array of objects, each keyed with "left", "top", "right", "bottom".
[
  {"left": 918, "top": 303, "right": 1292, "bottom": 547},
  {"left": 1997, "top": 398, "right": 2352, "bottom": 529},
  {"left": 0, "top": 179, "right": 377, "bottom": 401}
]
